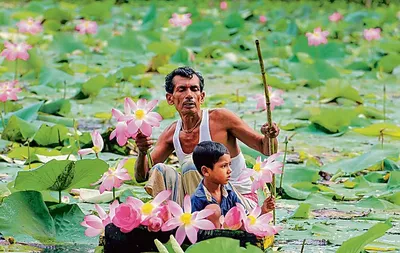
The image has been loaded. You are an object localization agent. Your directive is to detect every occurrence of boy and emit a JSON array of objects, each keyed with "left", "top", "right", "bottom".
[{"left": 191, "top": 141, "right": 275, "bottom": 228}]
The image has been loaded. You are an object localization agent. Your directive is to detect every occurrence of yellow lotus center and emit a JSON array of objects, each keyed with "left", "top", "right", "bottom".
[
  {"left": 248, "top": 215, "right": 256, "bottom": 225},
  {"left": 180, "top": 213, "right": 192, "bottom": 225},
  {"left": 27, "top": 20, "right": 33, "bottom": 25},
  {"left": 135, "top": 109, "right": 146, "bottom": 120},
  {"left": 253, "top": 163, "right": 261, "bottom": 172},
  {"left": 141, "top": 202, "right": 154, "bottom": 215},
  {"left": 84, "top": 22, "right": 89, "bottom": 28},
  {"left": 92, "top": 146, "right": 101, "bottom": 153}
]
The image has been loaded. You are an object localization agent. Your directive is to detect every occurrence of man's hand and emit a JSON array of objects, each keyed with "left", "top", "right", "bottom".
[
  {"left": 135, "top": 132, "right": 153, "bottom": 154},
  {"left": 261, "top": 196, "right": 275, "bottom": 214},
  {"left": 261, "top": 122, "right": 280, "bottom": 139}
]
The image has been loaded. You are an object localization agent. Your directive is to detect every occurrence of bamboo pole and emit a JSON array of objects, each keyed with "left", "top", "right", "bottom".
[{"left": 255, "top": 40, "right": 277, "bottom": 225}]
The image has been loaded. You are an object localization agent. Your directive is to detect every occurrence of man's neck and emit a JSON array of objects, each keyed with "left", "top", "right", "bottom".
[{"left": 180, "top": 110, "right": 202, "bottom": 131}]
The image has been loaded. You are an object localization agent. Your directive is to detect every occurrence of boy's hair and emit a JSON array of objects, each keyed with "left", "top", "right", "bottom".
[{"left": 192, "top": 141, "right": 229, "bottom": 176}]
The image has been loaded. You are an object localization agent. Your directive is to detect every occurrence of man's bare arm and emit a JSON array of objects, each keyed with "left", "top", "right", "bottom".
[
  {"left": 218, "top": 109, "right": 278, "bottom": 155},
  {"left": 134, "top": 125, "right": 175, "bottom": 182}
]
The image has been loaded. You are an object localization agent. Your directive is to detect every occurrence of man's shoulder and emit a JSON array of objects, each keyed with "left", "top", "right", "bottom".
[
  {"left": 209, "top": 108, "right": 236, "bottom": 121},
  {"left": 159, "top": 121, "right": 178, "bottom": 142}
]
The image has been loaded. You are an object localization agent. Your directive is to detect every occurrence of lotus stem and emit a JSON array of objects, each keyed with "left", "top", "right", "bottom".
[
  {"left": 14, "top": 59, "right": 18, "bottom": 81},
  {"left": 279, "top": 136, "right": 289, "bottom": 194},
  {"left": 59, "top": 190, "right": 62, "bottom": 204},
  {"left": 27, "top": 139, "right": 31, "bottom": 170},
  {"left": 300, "top": 239, "right": 306, "bottom": 253},
  {"left": 1, "top": 102, "right": 5, "bottom": 129},
  {"left": 63, "top": 81, "right": 67, "bottom": 99},
  {"left": 255, "top": 39, "right": 276, "bottom": 225},
  {"left": 147, "top": 150, "right": 154, "bottom": 169},
  {"left": 112, "top": 187, "right": 116, "bottom": 201}
]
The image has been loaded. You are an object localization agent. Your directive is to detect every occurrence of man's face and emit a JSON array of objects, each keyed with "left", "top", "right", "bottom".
[{"left": 166, "top": 75, "right": 205, "bottom": 114}]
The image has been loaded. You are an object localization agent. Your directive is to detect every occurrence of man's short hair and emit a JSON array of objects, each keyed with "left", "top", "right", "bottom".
[
  {"left": 193, "top": 141, "right": 229, "bottom": 176},
  {"left": 165, "top": 66, "right": 205, "bottom": 94}
]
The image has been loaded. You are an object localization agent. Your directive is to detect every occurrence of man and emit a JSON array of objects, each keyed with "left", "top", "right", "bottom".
[{"left": 135, "top": 67, "right": 279, "bottom": 207}]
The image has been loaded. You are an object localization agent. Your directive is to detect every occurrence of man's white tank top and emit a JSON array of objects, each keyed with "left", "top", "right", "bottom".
[{"left": 172, "top": 109, "right": 252, "bottom": 194}]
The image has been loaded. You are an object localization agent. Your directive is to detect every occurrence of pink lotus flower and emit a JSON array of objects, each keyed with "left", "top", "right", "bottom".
[
  {"left": 237, "top": 203, "right": 282, "bottom": 237},
  {"left": 148, "top": 215, "right": 163, "bottom": 232},
  {"left": 162, "top": 195, "right": 215, "bottom": 244},
  {"left": 259, "top": 15, "right": 267, "bottom": 24},
  {"left": 329, "top": 12, "right": 343, "bottom": 22},
  {"left": 306, "top": 27, "right": 329, "bottom": 46},
  {"left": 169, "top": 13, "right": 192, "bottom": 28},
  {"left": 92, "top": 158, "right": 132, "bottom": 194},
  {"left": 110, "top": 98, "right": 162, "bottom": 146},
  {"left": 1, "top": 41, "right": 32, "bottom": 61},
  {"left": 254, "top": 87, "right": 284, "bottom": 111},
  {"left": 364, "top": 28, "right": 381, "bottom": 41},
  {"left": 81, "top": 204, "right": 111, "bottom": 237},
  {"left": 112, "top": 201, "right": 141, "bottom": 233},
  {"left": 16, "top": 18, "right": 43, "bottom": 34},
  {"left": 127, "top": 190, "right": 171, "bottom": 225},
  {"left": 0, "top": 81, "right": 21, "bottom": 102},
  {"left": 220, "top": 1, "right": 228, "bottom": 10},
  {"left": 78, "top": 130, "right": 104, "bottom": 157},
  {"left": 75, "top": 20, "right": 98, "bottom": 35},
  {"left": 238, "top": 154, "right": 283, "bottom": 193},
  {"left": 220, "top": 206, "right": 242, "bottom": 230},
  {"left": 157, "top": 204, "right": 172, "bottom": 223}
]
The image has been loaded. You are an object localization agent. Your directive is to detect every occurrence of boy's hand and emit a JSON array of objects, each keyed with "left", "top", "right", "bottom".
[
  {"left": 261, "top": 122, "right": 280, "bottom": 139},
  {"left": 261, "top": 196, "right": 275, "bottom": 214}
]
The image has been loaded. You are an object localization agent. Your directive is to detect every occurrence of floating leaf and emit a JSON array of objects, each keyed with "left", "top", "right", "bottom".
[
  {"left": 1, "top": 102, "right": 44, "bottom": 129},
  {"left": 14, "top": 159, "right": 109, "bottom": 192},
  {"left": 292, "top": 37, "right": 345, "bottom": 59},
  {"left": 1, "top": 116, "right": 37, "bottom": 143},
  {"left": 40, "top": 99, "right": 71, "bottom": 116},
  {"left": 321, "top": 146, "right": 399, "bottom": 175},
  {"left": 356, "top": 197, "right": 398, "bottom": 210},
  {"left": 0, "top": 191, "right": 56, "bottom": 243},
  {"left": 378, "top": 54, "right": 400, "bottom": 73},
  {"left": 320, "top": 79, "right": 362, "bottom": 104},
  {"left": 291, "top": 203, "right": 312, "bottom": 219},
  {"left": 48, "top": 203, "right": 97, "bottom": 244},
  {"left": 50, "top": 33, "right": 86, "bottom": 54},
  {"left": 80, "top": 1, "right": 112, "bottom": 20},
  {"left": 353, "top": 123, "right": 400, "bottom": 137},
  {"left": 156, "top": 100, "right": 176, "bottom": 119},
  {"left": 309, "top": 108, "right": 358, "bottom": 133},
  {"left": 336, "top": 220, "right": 392, "bottom": 253},
  {"left": 81, "top": 75, "right": 109, "bottom": 97},
  {"left": 38, "top": 66, "right": 74, "bottom": 86},
  {"left": 185, "top": 237, "right": 262, "bottom": 253},
  {"left": 33, "top": 124, "right": 69, "bottom": 147}
]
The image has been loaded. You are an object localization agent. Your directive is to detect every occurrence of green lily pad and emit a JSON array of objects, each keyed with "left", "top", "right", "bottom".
[
  {"left": 336, "top": 220, "right": 392, "bottom": 253},
  {"left": 1, "top": 115, "right": 38, "bottom": 143},
  {"left": 14, "top": 159, "right": 108, "bottom": 192},
  {"left": 320, "top": 79, "right": 362, "bottom": 104},
  {"left": 32, "top": 124, "right": 69, "bottom": 147},
  {"left": 0, "top": 191, "right": 56, "bottom": 243},
  {"left": 321, "top": 146, "right": 399, "bottom": 175},
  {"left": 353, "top": 123, "right": 400, "bottom": 137},
  {"left": 291, "top": 203, "right": 312, "bottom": 219},
  {"left": 48, "top": 203, "right": 97, "bottom": 244},
  {"left": 186, "top": 237, "right": 262, "bottom": 253}
]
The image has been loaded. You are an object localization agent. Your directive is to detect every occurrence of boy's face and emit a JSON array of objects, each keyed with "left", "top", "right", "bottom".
[{"left": 202, "top": 154, "right": 232, "bottom": 185}]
